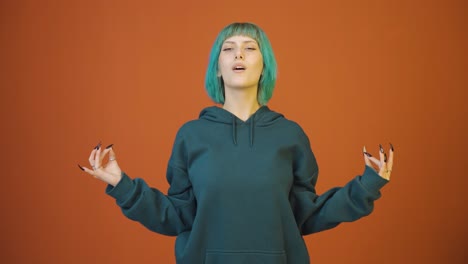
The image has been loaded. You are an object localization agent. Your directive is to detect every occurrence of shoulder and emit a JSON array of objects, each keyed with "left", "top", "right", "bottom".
[
  {"left": 174, "top": 119, "right": 203, "bottom": 138},
  {"left": 174, "top": 111, "right": 218, "bottom": 140},
  {"left": 179, "top": 119, "right": 200, "bottom": 131},
  {"left": 274, "top": 115, "right": 310, "bottom": 142},
  {"left": 277, "top": 117, "right": 317, "bottom": 159},
  {"left": 282, "top": 118, "right": 306, "bottom": 133}
]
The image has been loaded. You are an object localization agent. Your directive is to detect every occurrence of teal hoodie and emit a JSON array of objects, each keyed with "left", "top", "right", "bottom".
[{"left": 106, "top": 106, "right": 388, "bottom": 264}]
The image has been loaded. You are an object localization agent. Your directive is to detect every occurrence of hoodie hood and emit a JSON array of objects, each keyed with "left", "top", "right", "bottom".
[{"left": 199, "top": 106, "right": 284, "bottom": 147}]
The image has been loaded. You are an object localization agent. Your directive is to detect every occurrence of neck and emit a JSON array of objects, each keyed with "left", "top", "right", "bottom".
[{"left": 223, "top": 86, "right": 260, "bottom": 121}]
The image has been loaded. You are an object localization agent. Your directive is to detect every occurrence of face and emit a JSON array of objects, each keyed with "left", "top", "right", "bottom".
[{"left": 218, "top": 35, "right": 264, "bottom": 91}]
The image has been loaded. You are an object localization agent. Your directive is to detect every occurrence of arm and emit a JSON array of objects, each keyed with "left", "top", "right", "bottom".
[
  {"left": 105, "top": 166, "right": 196, "bottom": 236},
  {"left": 289, "top": 130, "right": 389, "bottom": 235},
  {"left": 105, "top": 129, "right": 196, "bottom": 236}
]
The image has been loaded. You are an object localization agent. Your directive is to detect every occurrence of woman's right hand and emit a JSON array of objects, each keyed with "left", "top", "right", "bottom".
[{"left": 78, "top": 142, "right": 122, "bottom": 187}]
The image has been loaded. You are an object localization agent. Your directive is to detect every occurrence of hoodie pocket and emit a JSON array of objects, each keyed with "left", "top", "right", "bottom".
[{"left": 204, "top": 249, "right": 286, "bottom": 264}]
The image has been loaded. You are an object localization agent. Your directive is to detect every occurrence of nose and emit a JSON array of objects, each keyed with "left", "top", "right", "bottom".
[{"left": 235, "top": 49, "right": 244, "bottom": 59}]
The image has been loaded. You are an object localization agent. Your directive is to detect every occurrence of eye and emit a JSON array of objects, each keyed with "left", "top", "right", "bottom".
[
  {"left": 246, "top": 47, "right": 257, "bottom": 50},
  {"left": 222, "top": 47, "right": 233, "bottom": 51}
]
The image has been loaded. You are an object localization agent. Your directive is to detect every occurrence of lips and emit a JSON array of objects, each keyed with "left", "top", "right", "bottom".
[{"left": 232, "top": 63, "right": 246, "bottom": 72}]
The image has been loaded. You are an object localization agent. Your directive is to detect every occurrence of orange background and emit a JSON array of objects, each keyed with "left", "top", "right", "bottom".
[{"left": 1, "top": 0, "right": 467, "bottom": 263}]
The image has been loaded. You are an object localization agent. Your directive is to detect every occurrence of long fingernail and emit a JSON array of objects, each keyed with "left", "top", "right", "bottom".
[
  {"left": 390, "top": 143, "right": 394, "bottom": 152},
  {"left": 94, "top": 141, "right": 102, "bottom": 150},
  {"left": 78, "top": 164, "right": 85, "bottom": 171},
  {"left": 379, "top": 144, "right": 384, "bottom": 153},
  {"left": 384, "top": 153, "right": 387, "bottom": 162},
  {"left": 105, "top": 143, "right": 114, "bottom": 149},
  {"left": 364, "top": 152, "right": 372, "bottom": 157}
]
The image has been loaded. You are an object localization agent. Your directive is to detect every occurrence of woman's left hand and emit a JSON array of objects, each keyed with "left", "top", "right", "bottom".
[{"left": 363, "top": 144, "right": 394, "bottom": 181}]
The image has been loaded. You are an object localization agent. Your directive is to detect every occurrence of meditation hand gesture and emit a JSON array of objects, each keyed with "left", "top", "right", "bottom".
[
  {"left": 363, "top": 144, "right": 394, "bottom": 181},
  {"left": 78, "top": 142, "right": 122, "bottom": 186}
]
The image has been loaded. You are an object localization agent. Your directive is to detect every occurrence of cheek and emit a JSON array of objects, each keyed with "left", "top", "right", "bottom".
[
  {"left": 255, "top": 60, "right": 264, "bottom": 74},
  {"left": 255, "top": 55, "right": 264, "bottom": 70},
  {"left": 218, "top": 58, "right": 230, "bottom": 73}
]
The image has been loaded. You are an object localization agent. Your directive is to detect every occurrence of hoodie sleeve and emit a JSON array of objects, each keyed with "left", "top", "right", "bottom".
[
  {"left": 105, "top": 128, "right": 196, "bottom": 236},
  {"left": 289, "top": 128, "right": 388, "bottom": 235}
]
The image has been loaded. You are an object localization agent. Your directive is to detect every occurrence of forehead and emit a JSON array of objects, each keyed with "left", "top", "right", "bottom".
[{"left": 223, "top": 35, "right": 258, "bottom": 45}]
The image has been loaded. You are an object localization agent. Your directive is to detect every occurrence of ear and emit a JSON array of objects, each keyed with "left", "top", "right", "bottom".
[{"left": 217, "top": 70, "right": 222, "bottom": 77}]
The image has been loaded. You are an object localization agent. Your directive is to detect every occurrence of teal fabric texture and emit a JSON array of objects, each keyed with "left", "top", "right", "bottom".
[{"left": 106, "top": 106, "right": 388, "bottom": 264}]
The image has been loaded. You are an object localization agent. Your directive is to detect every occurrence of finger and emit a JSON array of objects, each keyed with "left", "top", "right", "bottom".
[
  {"left": 378, "top": 144, "right": 388, "bottom": 178},
  {"left": 99, "top": 147, "right": 112, "bottom": 162},
  {"left": 102, "top": 144, "right": 114, "bottom": 159},
  {"left": 79, "top": 165, "right": 96, "bottom": 176},
  {"left": 88, "top": 148, "right": 97, "bottom": 166},
  {"left": 81, "top": 165, "right": 107, "bottom": 180},
  {"left": 94, "top": 145, "right": 102, "bottom": 168},
  {"left": 363, "top": 146, "right": 373, "bottom": 167},
  {"left": 368, "top": 156, "right": 382, "bottom": 167},
  {"left": 108, "top": 147, "right": 117, "bottom": 162},
  {"left": 363, "top": 146, "right": 383, "bottom": 167},
  {"left": 387, "top": 143, "right": 394, "bottom": 170},
  {"left": 88, "top": 141, "right": 101, "bottom": 166},
  {"left": 378, "top": 144, "right": 385, "bottom": 169}
]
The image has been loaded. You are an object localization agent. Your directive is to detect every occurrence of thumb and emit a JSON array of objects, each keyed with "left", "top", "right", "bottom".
[{"left": 108, "top": 147, "right": 117, "bottom": 161}]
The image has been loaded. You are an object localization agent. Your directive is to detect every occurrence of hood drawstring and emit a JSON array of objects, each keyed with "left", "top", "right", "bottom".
[
  {"left": 199, "top": 106, "right": 283, "bottom": 147},
  {"left": 231, "top": 113, "right": 255, "bottom": 147},
  {"left": 232, "top": 115, "right": 237, "bottom": 145},
  {"left": 249, "top": 116, "right": 254, "bottom": 147}
]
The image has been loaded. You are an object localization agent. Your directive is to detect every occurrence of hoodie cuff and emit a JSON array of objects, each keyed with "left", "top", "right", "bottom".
[
  {"left": 361, "top": 165, "right": 389, "bottom": 193},
  {"left": 105, "top": 172, "right": 134, "bottom": 201}
]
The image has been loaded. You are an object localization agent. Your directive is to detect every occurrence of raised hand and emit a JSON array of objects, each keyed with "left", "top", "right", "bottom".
[
  {"left": 363, "top": 143, "right": 394, "bottom": 181},
  {"left": 78, "top": 142, "right": 122, "bottom": 186}
]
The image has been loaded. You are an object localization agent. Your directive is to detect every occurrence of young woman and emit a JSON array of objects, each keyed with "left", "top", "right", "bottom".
[{"left": 79, "top": 22, "right": 394, "bottom": 264}]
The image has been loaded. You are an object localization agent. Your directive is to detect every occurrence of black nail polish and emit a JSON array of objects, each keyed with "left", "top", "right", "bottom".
[
  {"left": 94, "top": 141, "right": 102, "bottom": 150},
  {"left": 78, "top": 164, "right": 85, "bottom": 171},
  {"left": 364, "top": 152, "right": 372, "bottom": 157},
  {"left": 379, "top": 144, "right": 384, "bottom": 153},
  {"left": 384, "top": 153, "right": 387, "bottom": 162},
  {"left": 106, "top": 144, "right": 114, "bottom": 149},
  {"left": 390, "top": 143, "right": 394, "bottom": 152}
]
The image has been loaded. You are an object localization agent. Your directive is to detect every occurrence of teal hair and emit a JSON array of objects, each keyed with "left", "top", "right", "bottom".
[{"left": 205, "top": 22, "right": 277, "bottom": 105}]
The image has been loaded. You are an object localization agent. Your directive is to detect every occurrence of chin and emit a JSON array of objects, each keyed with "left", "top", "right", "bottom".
[
  {"left": 227, "top": 84, "right": 256, "bottom": 90},
  {"left": 225, "top": 80, "right": 258, "bottom": 90}
]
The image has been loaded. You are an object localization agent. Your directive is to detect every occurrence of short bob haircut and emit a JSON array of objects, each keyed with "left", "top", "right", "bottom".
[{"left": 205, "top": 22, "right": 277, "bottom": 105}]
